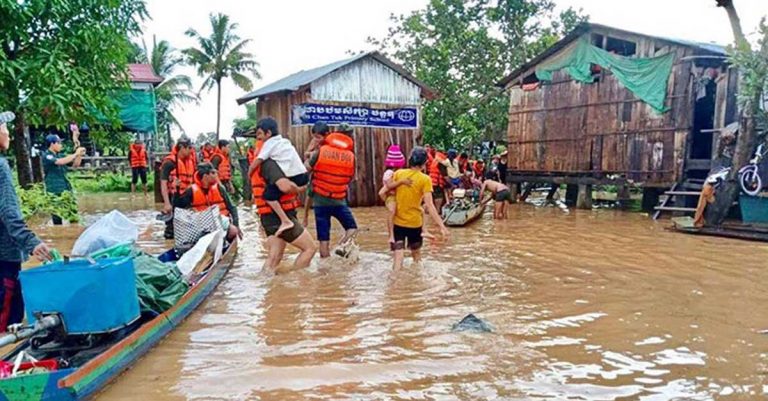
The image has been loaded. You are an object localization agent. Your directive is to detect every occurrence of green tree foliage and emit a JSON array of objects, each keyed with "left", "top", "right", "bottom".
[
  {"left": 183, "top": 13, "right": 260, "bottom": 140},
  {"left": 194, "top": 131, "right": 217, "bottom": 147},
  {"left": 233, "top": 103, "right": 258, "bottom": 132},
  {"left": 368, "top": 0, "right": 586, "bottom": 149},
  {"left": 137, "top": 36, "right": 198, "bottom": 148},
  {"left": 0, "top": 0, "right": 148, "bottom": 187}
]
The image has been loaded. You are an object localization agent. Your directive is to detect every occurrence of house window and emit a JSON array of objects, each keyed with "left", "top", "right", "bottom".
[
  {"left": 591, "top": 34, "right": 604, "bottom": 48},
  {"left": 605, "top": 36, "right": 636, "bottom": 56}
]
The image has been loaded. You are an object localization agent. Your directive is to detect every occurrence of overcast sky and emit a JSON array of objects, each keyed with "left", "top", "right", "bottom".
[{"left": 139, "top": 0, "right": 766, "bottom": 140}]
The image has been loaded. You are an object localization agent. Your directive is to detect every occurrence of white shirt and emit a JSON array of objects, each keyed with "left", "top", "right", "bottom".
[{"left": 257, "top": 135, "right": 307, "bottom": 177}]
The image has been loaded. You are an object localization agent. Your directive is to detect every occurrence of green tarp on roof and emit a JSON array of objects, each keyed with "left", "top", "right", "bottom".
[
  {"left": 535, "top": 39, "right": 675, "bottom": 113},
  {"left": 114, "top": 89, "right": 156, "bottom": 133}
]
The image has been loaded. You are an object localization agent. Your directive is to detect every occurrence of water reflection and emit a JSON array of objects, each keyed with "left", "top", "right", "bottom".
[{"left": 26, "top": 194, "right": 768, "bottom": 400}]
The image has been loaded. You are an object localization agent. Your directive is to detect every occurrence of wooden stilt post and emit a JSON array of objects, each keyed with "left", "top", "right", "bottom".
[
  {"left": 565, "top": 184, "right": 578, "bottom": 206},
  {"left": 576, "top": 184, "right": 593, "bottom": 209},
  {"left": 509, "top": 183, "right": 519, "bottom": 203},
  {"left": 617, "top": 185, "right": 631, "bottom": 209},
  {"left": 641, "top": 188, "right": 661, "bottom": 212}
]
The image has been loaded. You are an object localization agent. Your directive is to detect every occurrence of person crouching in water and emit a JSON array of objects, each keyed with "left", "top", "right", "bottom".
[
  {"left": 480, "top": 179, "right": 513, "bottom": 219},
  {"left": 385, "top": 147, "right": 449, "bottom": 269},
  {"left": 174, "top": 163, "right": 242, "bottom": 241}
]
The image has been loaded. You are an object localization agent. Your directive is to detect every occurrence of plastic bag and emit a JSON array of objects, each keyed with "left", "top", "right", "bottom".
[
  {"left": 71, "top": 211, "right": 138, "bottom": 256},
  {"left": 176, "top": 230, "right": 223, "bottom": 278}
]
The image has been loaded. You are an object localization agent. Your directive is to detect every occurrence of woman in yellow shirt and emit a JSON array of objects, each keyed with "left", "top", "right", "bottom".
[{"left": 385, "top": 147, "right": 449, "bottom": 269}]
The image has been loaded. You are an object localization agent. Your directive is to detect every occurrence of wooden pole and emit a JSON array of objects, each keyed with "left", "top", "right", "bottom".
[{"left": 576, "top": 184, "right": 593, "bottom": 209}]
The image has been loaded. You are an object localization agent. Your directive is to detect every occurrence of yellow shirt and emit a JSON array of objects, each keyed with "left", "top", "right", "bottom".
[{"left": 393, "top": 169, "right": 433, "bottom": 228}]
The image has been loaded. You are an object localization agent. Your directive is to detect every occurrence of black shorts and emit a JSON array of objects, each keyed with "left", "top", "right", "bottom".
[
  {"left": 391, "top": 225, "right": 423, "bottom": 251},
  {"left": 433, "top": 186, "right": 444, "bottom": 198},
  {"left": 264, "top": 173, "right": 309, "bottom": 201},
  {"left": 495, "top": 189, "right": 513, "bottom": 203},
  {"left": 259, "top": 210, "right": 305, "bottom": 243},
  {"left": 131, "top": 167, "right": 147, "bottom": 185}
]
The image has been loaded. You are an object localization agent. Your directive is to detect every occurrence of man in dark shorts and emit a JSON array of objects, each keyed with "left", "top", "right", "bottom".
[
  {"left": 384, "top": 147, "right": 448, "bottom": 269},
  {"left": 481, "top": 179, "right": 512, "bottom": 219},
  {"left": 128, "top": 139, "right": 148, "bottom": 195},
  {"left": 250, "top": 126, "right": 317, "bottom": 273}
]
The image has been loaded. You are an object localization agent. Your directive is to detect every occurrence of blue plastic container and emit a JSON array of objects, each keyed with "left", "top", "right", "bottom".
[
  {"left": 740, "top": 195, "right": 768, "bottom": 224},
  {"left": 20, "top": 257, "right": 140, "bottom": 335}
]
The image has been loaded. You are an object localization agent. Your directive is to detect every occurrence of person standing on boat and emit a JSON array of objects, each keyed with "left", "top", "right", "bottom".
[
  {"left": 43, "top": 134, "right": 85, "bottom": 225},
  {"left": 210, "top": 139, "right": 235, "bottom": 194},
  {"left": 304, "top": 123, "right": 359, "bottom": 258},
  {"left": 250, "top": 124, "right": 316, "bottom": 273},
  {"left": 174, "top": 162, "right": 242, "bottom": 241},
  {"left": 0, "top": 111, "right": 51, "bottom": 331},
  {"left": 128, "top": 138, "right": 149, "bottom": 196},
  {"left": 429, "top": 149, "right": 447, "bottom": 213},
  {"left": 385, "top": 147, "right": 448, "bottom": 269},
  {"left": 160, "top": 137, "right": 196, "bottom": 239}
]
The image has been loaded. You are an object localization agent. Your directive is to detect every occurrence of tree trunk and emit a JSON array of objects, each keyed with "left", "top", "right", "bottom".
[
  {"left": 705, "top": 0, "right": 762, "bottom": 225},
  {"left": 215, "top": 80, "right": 222, "bottom": 141},
  {"left": 11, "top": 111, "right": 34, "bottom": 188}
]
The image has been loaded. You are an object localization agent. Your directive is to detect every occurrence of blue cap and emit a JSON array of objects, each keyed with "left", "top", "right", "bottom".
[
  {"left": 45, "top": 134, "right": 62, "bottom": 146},
  {"left": 448, "top": 149, "right": 458, "bottom": 158}
]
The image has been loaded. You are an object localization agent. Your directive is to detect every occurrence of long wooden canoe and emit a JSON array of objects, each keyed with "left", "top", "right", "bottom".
[
  {"left": 443, "top": 200, "right": 487, "bottom": 227},
  {"left": 0, "top": 238, "right": 239, "bottom": 401}
]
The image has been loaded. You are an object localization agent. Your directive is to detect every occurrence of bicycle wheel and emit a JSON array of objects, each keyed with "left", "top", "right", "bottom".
[{"left": 740, "top": 168, "right": 762, "bottom": 196}]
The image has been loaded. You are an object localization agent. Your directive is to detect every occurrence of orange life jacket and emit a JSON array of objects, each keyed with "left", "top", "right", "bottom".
[
  {"left": 311, "top": 133, "right": 355, "bottom": 200},
  {"left": 426, "top": 152, "right": 435, "bottom": 176},
  {"left": 430, "top": 152, "right": 446, "bottom": 188},
  {"left": 212, "top": 147, "right": 232, "bottom": 181},
  {"left": 458, "top": 158, "right": 469, "bottom": 173},
  {"left": 129, "top": 144, "right": 147, "bottom": 168},
  {"left": 190, "top": 176, "right": 229, "bottom": 216},
  {"left": 250, "top": 140, "right": 302, "bottom": 216},
  {"left": 163, "top": 149, "right": 196, "bottom": 195},
  {"left": 247, "top": 145, "right": 258, "bottom": 165},
  {"left": 473, "top": 161, "right": 485, "bottom": 179},
  {"left": 201, "top": 145, "right": 215, "bottom": 162}
]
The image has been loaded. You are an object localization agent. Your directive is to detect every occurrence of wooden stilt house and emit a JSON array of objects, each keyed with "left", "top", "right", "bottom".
[
  {"left": 497, "top": 23, "right": 738, "bottom": 211},
  {"left": 236, "top": 52, "right": 435, "bottom": 207}
]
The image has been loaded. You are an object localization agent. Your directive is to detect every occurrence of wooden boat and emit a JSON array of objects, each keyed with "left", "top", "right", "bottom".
[
  {"left": 442, "top": 196, "right": 488, "bottom": 227},
  {"left": 0, "top": 238, "right": 239, "bottom": 401}
]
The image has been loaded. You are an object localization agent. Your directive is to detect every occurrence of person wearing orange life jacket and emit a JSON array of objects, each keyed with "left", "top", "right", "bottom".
[
  {"left": 249, "top": 120, "right": 317, "bottom": 272},
  {"left": 160, "top": 137, "right": 196, "bottom": 239},
  {"left": 174, "top": 163, "right": 241, "bottom": 241},
  {"left": 200, "top": 142, "right": 215, "bottom": 162},
  {"left": 429, "top": 150, "right": 448, "bottom": 212},
  {"left": 247, "top": 142, "right": 258, "bottom": 165},
  {"left": 210, "top": 139, "right": 235, "bottom": 194},
  {"left": 128, "top": 138, "right": 149, "bottom": 196},
  {"left": 304, "top": 122, "right": 358, "bottom": 258}
]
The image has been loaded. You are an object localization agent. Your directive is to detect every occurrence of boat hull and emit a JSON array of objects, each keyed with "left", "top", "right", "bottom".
[
  {"left": 0, "top": 239, "right": 239, "bottom": 401},
  {"left": 444, "top": 203, "right": 486, "bottom": 227}
]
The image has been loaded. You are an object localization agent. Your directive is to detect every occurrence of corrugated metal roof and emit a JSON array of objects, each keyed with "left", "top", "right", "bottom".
[
  {"left": 236, "top": 52, "right": 435, "bottom": 105},
  {"left": 128, "top": 64, "right": 163, "bottom": 85},
  {"left": 497, "top": 23, "right": 729, "bottom": 88}
]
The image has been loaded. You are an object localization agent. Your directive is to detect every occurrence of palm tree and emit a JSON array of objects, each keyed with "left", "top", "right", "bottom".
[
  {"left": 143, "top": 37, "right": 198, "bottom": 147},
  {"left": 183, "top": 13, "right": 260, "bottom": 140}
]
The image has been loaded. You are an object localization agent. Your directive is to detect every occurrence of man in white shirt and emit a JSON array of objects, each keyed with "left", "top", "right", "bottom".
[{"left": 248, "top": 117, "right": 309, "bottom": 236}]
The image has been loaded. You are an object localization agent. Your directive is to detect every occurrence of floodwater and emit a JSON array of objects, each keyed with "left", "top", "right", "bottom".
[{"left": 28, "top": 193, "right": 768, "bottom": 400}]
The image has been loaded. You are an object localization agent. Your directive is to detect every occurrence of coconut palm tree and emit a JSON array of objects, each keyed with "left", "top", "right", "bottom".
[
  {"left": 183, "top": 13, "right": 260, "bottom": 140},
  {"left": 136, "top": 37, "right": 198, "bottom": 147}
]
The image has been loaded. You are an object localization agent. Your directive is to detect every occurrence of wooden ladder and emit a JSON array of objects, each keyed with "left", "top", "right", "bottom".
[{"left": 652, "top": 179, "right": 704, "bottom": 220}]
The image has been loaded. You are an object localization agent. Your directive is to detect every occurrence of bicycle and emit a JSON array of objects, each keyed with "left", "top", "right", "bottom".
[{"left": 739, "top": 143, "right": 766, "bottom": 196}]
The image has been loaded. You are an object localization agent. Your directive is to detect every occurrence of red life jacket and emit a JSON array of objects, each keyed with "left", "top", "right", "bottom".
[
  {"left": 163, "top": 149, "right": 196, "bottom": 195},
  {"left": 212, "top": 147, "right": 232, "bottom": 181},
  {"left": 201, "top": 145, "right": 215, "bottom": 162},
  {"left": 473, "top": 161, "right": 485, "bottom": 179},
  {"left": 129, "top": 144, "right": 147, "bottom": 168},
  {"left": 430, "top": 152, "right": 446, "bottom": 188},
  {"left": 311, "top": 133, "right": 355, "bottom": 200},
  {"left": 190, "top": 176, "right": 229, "bottom": 216},
  {"left": 250, "top": 140, "right": 302, "bottom": 216},
  {"left": 458, "top": 158, "right": 469, "bottom": 173}
]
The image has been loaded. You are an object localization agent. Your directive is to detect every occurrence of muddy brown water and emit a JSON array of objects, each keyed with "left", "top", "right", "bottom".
[{"left": 25, "top": 194, "right": 768, "bottom": 400}]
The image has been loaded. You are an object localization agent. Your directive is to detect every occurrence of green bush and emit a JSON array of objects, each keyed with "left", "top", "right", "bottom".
[
  {"left": 16, "top": 184, "right": 80, "bottom": 223},
  {"left": 72, "top": 171, "right": 154, "bottom": 193}
]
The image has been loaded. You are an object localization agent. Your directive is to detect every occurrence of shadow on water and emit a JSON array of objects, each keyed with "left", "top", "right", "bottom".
[{"left": 30, "top": 194, "right": 768, "bottom": 400}]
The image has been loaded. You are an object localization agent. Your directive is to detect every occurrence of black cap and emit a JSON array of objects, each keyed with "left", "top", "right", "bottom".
[
  {"left": 409, "top": 146, "right": 428, "bottom": 167},
  {"left": 177, "top": 136, "right": 192, "bottom": 147},
  {"left": 218, "top": 139, "right": 230, "bottom": 148},
  {"left": 197, "top": 162, "right": 216, "bottom": 175},
  {"left": 312, "top": 121, "right": 329, "bottom": 135}
]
